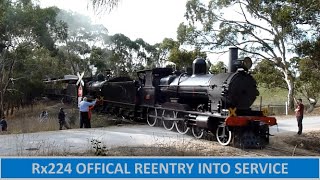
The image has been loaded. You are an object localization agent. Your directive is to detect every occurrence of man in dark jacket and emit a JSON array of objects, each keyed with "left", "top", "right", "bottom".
[
  {"left": 58, "top": 108, "right": 70, "bottom": 130},
  {"left": 0, "top": 116, "right": 7, "bottom": 131}
]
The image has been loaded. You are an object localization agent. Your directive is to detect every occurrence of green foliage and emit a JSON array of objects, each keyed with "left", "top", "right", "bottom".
[
  {"left": 209, "top": 61, "right": 225, "bottom": 74},
  {"left": 169, "top": 48, "right": 206, "bottom": 69},
  {"left": 158, "top": 38, "right": 207, "bottom": 70},
  {"left": 252, "top": 60, "right": 286, "bottom": 89},
  {"left": 294, "top": 37, "right": 320, "bottom": 105},
  {"left": 89, "top": 34, "right": 162, "bottom": 77},
  {"left": 56, "top": 10, "right": 108, "bottom": 75},
  {"left": 253, "top": 87, "right": 288, "bottom": 106},
  {"left": 180, "top": 0, "right": 320, "bottom": 108},
  {"left": 0, "top": 0, "right": 68, "bottom": 115},
  {"left": 295, "top": 57, "right": 320, "bottom": 102}
]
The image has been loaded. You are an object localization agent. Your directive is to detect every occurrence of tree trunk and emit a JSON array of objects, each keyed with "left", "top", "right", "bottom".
[
  {"left": 10, "top": 103, "right": 14, "bottom": 115},
  {"left": 284, "top": 71, "right": 295, "bottom": 110},
  {"left": 307, "top": 99, "right": 317, "bottom": 113},
  {"left": 0, "top": 92, "right": 4, "bottom": 117}
]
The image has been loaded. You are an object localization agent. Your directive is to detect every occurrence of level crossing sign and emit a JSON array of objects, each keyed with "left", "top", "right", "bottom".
[{"left": 76, "top": 72, "right": 84, "bottom": 86}]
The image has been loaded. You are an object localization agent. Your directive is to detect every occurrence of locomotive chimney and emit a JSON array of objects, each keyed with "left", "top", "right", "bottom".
[{"left": 228, "top": 47, "right": 238, "bottom": 73}]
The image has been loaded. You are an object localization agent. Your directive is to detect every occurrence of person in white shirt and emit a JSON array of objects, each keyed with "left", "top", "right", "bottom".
[{"left": 78, "top": 97, "right": 97, "bottom": 128}]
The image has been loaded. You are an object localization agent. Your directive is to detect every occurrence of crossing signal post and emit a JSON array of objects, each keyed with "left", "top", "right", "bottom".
[{"left": 77, "top": 72, "right": 84, "bottom": 106}]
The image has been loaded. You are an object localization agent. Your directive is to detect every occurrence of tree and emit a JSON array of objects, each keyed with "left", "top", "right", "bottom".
[
  {"left": 179, "top": 0, "right": 320, "bottom": 108},
  {"left": 252, "top": 60, "right": 286, "bottom": 89},
  {"left": 294, "top": 37, "right": 320, "bottom": 111},
  {"left": 157, "top": 38, "right": 207, "bottom": 70},
  {"left": 89, "top": 0, "right": 120, "bottom": 13},
  {"left": 0, "top": 0, "right": 66, "bottom": 115},
  {"left": 56, "top": 10, "right": 108, "bottom": 75},
  {"left": 169, "top": 48, "right": 207, "bottom": 69},
  {"left": 209, "top": 61, "right": 225, "bottom": 74}
]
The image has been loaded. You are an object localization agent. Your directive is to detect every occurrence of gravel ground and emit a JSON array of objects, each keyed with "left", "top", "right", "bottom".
[
  {"left": 1, "top": 115, "right": 320, "bottom": 156},
  {"left": 103, "top": 115, "right": 320, "bottom": 156}
]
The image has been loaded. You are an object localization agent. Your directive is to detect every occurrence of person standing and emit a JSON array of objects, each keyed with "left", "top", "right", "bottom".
[
  {"left": 58, "top": 108, "right": 70, "bottom": 130},
  {"left": 294, "top": 98, "right": 304, "bottom": 135},
  {"left": 87, "top": 105, "right": 94, "bottom": 128},
  {"left": 79, "top": 97, "right": 97, "bottom": 128},
  {"left": 0, "top": 116, "right": 7, "bottom": 131}
]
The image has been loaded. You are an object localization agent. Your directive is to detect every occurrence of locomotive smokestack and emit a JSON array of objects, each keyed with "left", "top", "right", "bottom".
[{"left": 228, "top": 47, "right": 238, "bottom": 73}]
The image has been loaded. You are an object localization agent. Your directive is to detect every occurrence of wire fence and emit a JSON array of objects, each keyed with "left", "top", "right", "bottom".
[{"left": 252, "top": 104, "right": 311, "bottom": 116}]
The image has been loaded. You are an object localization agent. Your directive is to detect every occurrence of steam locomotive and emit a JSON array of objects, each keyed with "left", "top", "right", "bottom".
[{"left": 48, "top": 47, "right": 277, "bottom": 148}]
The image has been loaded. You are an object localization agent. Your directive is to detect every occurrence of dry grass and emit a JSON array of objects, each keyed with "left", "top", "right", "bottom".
[
  {"left": 2, "top": 100, "right": 79, "bottom": 134},
  {"left": 3, "top": 101, "right": 123, "bottom": 134},
  {"left": 283, "top": 131, "right": 320, "bottom": 153}
]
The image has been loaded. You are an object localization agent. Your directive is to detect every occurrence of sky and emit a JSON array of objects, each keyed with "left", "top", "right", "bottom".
[
  {"left": 39, "top": 0, "right": 230, "bottom": 64},
  {"left": 40, "top": 0, "right": 189, "bottom": 45}
]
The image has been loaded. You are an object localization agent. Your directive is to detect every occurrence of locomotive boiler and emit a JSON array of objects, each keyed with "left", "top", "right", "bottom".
[
  {"left": 159, "top": 48, "right": 258, "bottom": 113},
  {"left": 70, "top": 47, "right": 277, "bottom": 148}
]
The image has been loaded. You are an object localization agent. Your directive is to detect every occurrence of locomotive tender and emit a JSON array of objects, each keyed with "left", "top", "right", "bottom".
[{"left": 84, "top": 47, "right": 277, "bottom": 148}]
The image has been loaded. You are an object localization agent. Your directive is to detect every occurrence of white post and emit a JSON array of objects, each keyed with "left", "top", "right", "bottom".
[{"left": 285, "top": 101, "right": 288, "bottom": 115}]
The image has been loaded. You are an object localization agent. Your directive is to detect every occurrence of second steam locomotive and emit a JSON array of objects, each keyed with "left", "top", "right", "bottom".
[{"left": 54, "top": 47, "right": 277, "bottom": 148}]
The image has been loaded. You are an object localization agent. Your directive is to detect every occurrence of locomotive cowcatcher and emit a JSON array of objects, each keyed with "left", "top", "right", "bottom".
[{"left": 81, "top": 47, "right": 277, "bottom": 148}]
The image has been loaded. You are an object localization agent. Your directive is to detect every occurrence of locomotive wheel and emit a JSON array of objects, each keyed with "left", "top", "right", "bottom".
[
  {"left": 147, "top": 108, "right": 158, "bottom": 127},
  {"left": 192, "top": 126, "right": 204, "bottom": 139},
  {"left": 216, "top": 126, "right": 232, "bottom": 146},
  {"left": 175, "top": 112, "right": 189, "bottom": 134},
  {"left": 162, "top": 110, "right": 175, "bottom": 131}
]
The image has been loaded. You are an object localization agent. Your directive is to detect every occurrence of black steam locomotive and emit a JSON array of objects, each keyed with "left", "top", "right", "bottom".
[{"left": 47, "top": 47, "right": 277, "bottom": 148}]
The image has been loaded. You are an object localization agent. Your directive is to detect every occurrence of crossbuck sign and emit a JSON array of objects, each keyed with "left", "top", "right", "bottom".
[{"left": 76, "top": 72, "right": 84, "bottom": 86}]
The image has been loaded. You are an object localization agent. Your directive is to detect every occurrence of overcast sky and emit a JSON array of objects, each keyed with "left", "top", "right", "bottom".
[
  {"left": 40, "top": 0, "right": 188, "bottom": 45},
  {"left": 39, "top": 0, "right": 231, "bottom": 64}
]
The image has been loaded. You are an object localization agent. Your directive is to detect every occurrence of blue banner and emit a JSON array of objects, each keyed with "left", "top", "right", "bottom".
[{"left": 1, "top": 157, "right": 319, "bottom": 178}]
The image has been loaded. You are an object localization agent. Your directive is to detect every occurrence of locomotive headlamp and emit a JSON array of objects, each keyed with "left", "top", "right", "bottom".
[
  {"left": 242, "top": 57, "right": 252, "bottom": 70},
  {"left": 234, "top": 57, "right": 253, "bottom": 71}
]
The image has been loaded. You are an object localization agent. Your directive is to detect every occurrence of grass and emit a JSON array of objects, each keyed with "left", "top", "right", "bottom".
[
  {"left": 2, "top": 100, "right": 128, "bottom": 135},
  {"left": 284, "top": 131, "right": 320, "bottom": 154},
  {"left": 252, "top": 87, "right": 317, "bottom": 115},
  {"left": 253, "top": 87, "right": 288, "bottom": 106},
  {"left": 3, "top": 100, "right": 80, "bottom": 134}
]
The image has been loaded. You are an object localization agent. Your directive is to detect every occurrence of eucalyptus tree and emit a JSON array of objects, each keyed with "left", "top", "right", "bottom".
[
  {"left": 104, "top": 33, "right": 141, "bottom": 76},
  {"left": 0, "top": 0, "right": 67, "bottom": 115},
  {"left": 293, "top": 38, "right": 320, "bottom": 111},
  {"left": 178, "top": 0, "right": 320, "bottom": 108},
  {"left": 89, "top": 0, "right": 120, "bottom": 13},
  {"left": 134, "top": 38, "right": 159, "bottom": 69},
  {"left": 157, "top": 38, "right": 207, "bottom": 70},
  {"left": 56, "top": 10, "right": 108, "bottom": 75},
  {"left": 209, "top": 61, "right": 225, "bottom": 74}
]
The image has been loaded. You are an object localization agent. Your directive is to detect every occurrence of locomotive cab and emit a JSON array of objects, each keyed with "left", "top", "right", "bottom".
[{"left": 137, "top": 68, "right": 173, "bottom": 106}]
